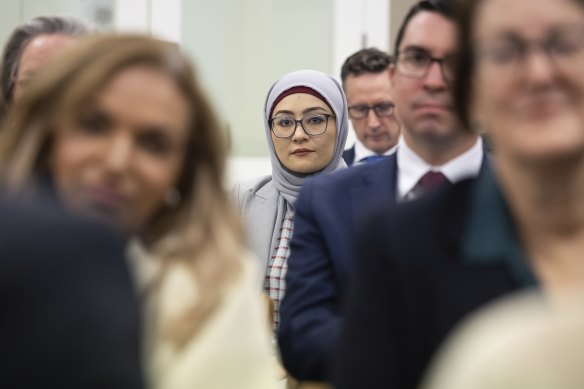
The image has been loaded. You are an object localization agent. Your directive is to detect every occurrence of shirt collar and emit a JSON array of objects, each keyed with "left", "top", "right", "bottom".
[
  {"left": 396, "top": 137, "right": 483, "bottom": 200},
  {"left": 354, "top": 138, "right": 400, "bottom": 165}
]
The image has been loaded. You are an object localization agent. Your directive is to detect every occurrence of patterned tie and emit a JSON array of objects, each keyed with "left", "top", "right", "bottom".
[
  {"left": 412, "top": 171, "right": 450, "bottom": 197},
  {"left": 359, "top": 155, "right": 386, "bottom": 163}
]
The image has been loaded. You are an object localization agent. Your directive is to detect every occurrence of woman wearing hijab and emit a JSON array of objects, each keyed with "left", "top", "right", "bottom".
[{"left": 234, "top": 69, "right": 349, "bottom": 328}]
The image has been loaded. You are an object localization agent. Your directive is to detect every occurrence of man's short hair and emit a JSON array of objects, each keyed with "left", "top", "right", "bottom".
[
  {"left": 340, "top": 47, "right": 392, "bottom": 87},
  {"left": 0, "top": 16, "right": 91, "bottom": 116},
  {"left": 393, "top": 0, "right": 457, "bottom": 57}
]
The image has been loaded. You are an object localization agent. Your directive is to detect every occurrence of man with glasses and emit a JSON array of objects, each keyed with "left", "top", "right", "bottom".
[
  {"left": 278, "top": 0, "right": 487, "bottom": 384},
  {"left": 340, "top": 48, "right": 401, "bottom": 165}
]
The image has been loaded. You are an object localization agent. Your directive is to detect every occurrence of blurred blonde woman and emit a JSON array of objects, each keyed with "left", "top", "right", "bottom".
[{"left": 0, "top": 34, "right": 277, "bottom": 389}]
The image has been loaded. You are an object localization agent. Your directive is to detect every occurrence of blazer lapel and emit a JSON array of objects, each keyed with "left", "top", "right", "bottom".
[
  {"left": 244, "top": 182, "right": 279, "bottom": 277},
  {"left": 350, "top": 155, "right": 398, "bottom": 228}
]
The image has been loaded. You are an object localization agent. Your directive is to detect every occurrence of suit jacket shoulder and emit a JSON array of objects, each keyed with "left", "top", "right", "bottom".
[
  {"left": 233, "top": 175, "right": 276, "bottom": 209},
  {"left": 232, "top": 175, "right": 280, "bottom": 282}
]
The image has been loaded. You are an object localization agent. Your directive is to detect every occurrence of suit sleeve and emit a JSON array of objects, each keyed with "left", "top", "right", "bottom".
[
  {"left": 278, "top": 178, "right": 341, "bottom": 381},
  {"left": 334, "top": 209, "right": 411, "bottom": 389}
]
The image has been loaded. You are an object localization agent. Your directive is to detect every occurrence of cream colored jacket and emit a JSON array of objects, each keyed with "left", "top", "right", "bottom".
[{"left": 128, "top": 242, "right": 279, "bottom": 389}]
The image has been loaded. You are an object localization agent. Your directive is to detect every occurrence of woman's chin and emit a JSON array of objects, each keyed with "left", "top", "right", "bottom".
[
  {"left": 511, "top": 139, "right": 584, "bottom": 168},
  {"left": 495, "top": 115, "right": 584, "bottom": 164}
]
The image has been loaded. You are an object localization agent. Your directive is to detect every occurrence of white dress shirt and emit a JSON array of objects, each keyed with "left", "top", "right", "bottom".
[
  {"left": 353, "top": 138, "right": 400, "bottom": 165},
  {"left": 396, "top": 137, "right": 484, "bottom": 201}
]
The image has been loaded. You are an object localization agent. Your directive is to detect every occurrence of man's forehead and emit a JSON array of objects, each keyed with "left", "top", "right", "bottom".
[{"left": 399, "top": 10, "right": 458, "bottom": 55}]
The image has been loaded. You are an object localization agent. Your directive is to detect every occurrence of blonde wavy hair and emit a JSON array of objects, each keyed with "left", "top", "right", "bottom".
[{"left": 0, "top": 34, "right": 244, "bottom": 346}]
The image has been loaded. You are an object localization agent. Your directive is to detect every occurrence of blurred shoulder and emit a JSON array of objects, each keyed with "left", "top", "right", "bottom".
[
  {"left": 233, "top": 175, "right": 275, "bottom": 200},
  {"left": 0, "top": 193, "right": 125, "bottom": 257},
  {"left": 304, "top": 154, "right": 394, "bottom": 190}
]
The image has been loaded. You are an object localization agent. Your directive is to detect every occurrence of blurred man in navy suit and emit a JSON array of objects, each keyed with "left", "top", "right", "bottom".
[{"left": 278, "top": 0, "right": 486, "bottom": 382}]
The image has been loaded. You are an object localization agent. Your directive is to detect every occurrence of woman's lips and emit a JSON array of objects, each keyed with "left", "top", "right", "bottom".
[
  {"left": 291, "top": 148, "right": 314, "bottom": 156},
  {"left": 84, "top": 186, "right": 128, "bottom": 213}
]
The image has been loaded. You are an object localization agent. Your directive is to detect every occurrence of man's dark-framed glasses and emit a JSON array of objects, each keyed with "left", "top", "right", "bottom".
[
  {"left": 269, "top": 113, "right": 335, "bottom": 138},
  {"left": 395, "top": 48, "right": 455, "bottom": 82},
  {"left": 348, "top": 102, "right": 395, "bottom": 120}
]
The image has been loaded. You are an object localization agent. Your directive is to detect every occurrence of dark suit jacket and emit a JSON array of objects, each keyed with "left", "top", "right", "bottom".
[
  {"left": 342, "top": 146, "right": 356, "bottom": 166},
  {"left": 0, "top": 196, "right": 144, "bottom": 388},
  {"left": 278, "top": 154, "right": 398, "bottom": 381},
  {"left": 335, "top": 176, "right": 530, "bottom": 389}
]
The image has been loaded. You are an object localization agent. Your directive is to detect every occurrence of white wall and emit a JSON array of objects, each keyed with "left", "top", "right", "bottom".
[
  {"left": 0, "top": 0, "right": 414, "bottom": 183},
  {"left": 115, "top": 0, "right": 181, "bottom": 42},
  {"left": 333, "top": 0, "right": 390, "bottom": 150}
]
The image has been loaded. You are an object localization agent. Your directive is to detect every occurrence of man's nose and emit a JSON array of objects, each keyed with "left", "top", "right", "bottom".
[
  {"left": 367, "top": 109, "right": 381, "bottom": 128},
  {"left": 423, "top": 61, "right": 448, "bottom": 90}
]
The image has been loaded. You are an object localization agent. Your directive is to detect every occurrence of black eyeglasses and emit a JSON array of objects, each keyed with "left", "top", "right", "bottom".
[
  {"left": 395, "top": 48, "right": 456, "bottom": 82},
  {"left": 269, "top": 113, "right": 335, "bottom": 138},
  {"left": 348, "top": 102, "right": 395, "bottom": 120}
]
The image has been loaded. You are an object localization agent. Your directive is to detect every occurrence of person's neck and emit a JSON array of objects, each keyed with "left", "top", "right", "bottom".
[
  {"left": 496, "top": 153, "right": 584, "bottom": 241},
  {"left": 403, "top": 131, "right": 478, "bottom": 166},
  {"left": 497, "top": 153, "right": 584, "bottom": 294}
]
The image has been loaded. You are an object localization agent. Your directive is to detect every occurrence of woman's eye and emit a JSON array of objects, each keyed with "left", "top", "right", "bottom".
[
  {"left": 308, "top": 115, "right": 325, "bottom": 124},
  {"left": 277, "top": 118, "right": 294, "bottom": 127},
  {"left": 138, "top": 132, "right": 172, "bottom": 155},
  {"left": 76, "top": 113, "right": 109, "bottom": 135},
  {"left": 490, "top": 46, "right": 520, "bottom": 64},
  {"left": 548, "top": 34, "right": 581, "bottom": 56}
]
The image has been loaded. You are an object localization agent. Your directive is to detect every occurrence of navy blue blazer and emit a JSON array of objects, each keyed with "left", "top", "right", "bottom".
[
  {"left": 335, "top": 170, "right": 531, "bottom": 389},
  {"left": 278, "top": 154, "right": 398, "bottom": 381}
]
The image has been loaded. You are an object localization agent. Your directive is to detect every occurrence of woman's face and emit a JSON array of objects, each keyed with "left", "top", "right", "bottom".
[
  {"left": 270, "top": 93, "right": 337, "bottom": 174},
  {"left": 49, "top": 65, "right": 190, "bottom": 232},
  {"left": 472, "top": 0, "right": 584, "bottom": 163}
]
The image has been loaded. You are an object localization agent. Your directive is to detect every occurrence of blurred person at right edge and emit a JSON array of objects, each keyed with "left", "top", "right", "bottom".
[
  {"left": 278, "top": 0, "right": 486, "bottom": 384},
  {"left": 423, "top": 291, "right": 584, "bottom": 389},
  {"left": 336, "top": 0, "right": 584, "bottom": 388},
  {"left": 0, "top": 34, "right": 277, "bottom": 389}
]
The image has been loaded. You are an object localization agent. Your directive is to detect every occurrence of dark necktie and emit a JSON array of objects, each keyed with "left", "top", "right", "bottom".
[
  {"left": 359, "top": 155, "right": 385, "bottom": 163},
  {"left": 412, "top": 171, "right": 450, "bottom": 197}
]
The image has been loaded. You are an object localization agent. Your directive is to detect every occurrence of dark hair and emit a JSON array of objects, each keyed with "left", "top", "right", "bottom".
[
  {"left": 340, "top": 47, "right": 392, "bottom": 86},
  {"left": 0, "top": 16, "right": 91, "bottom": 122},
  {"left": 452, "top": 0, "right": 481, "bottom": 130},
  {"left": 393, "top": 0, "right": 457, "bottom": 58}
]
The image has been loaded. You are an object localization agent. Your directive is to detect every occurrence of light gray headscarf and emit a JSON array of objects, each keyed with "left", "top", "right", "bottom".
[{"left": 264, "top": 69, "right": 349, "bottom": 206}]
